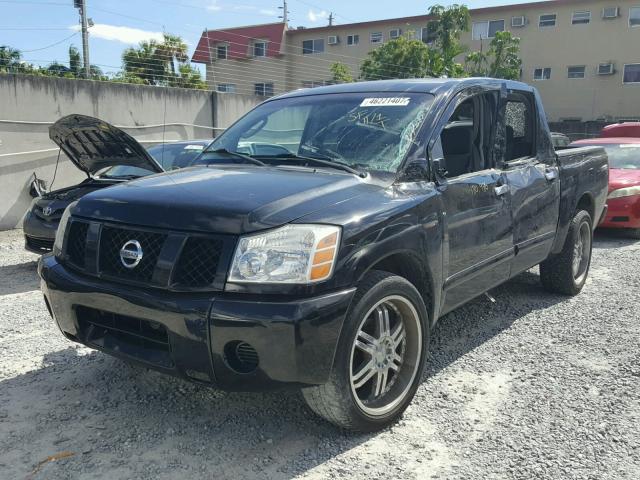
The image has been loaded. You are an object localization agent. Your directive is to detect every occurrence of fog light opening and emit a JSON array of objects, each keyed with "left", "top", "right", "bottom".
[{"left": 223, "top": 341, "right": 259, "bottom": 374}]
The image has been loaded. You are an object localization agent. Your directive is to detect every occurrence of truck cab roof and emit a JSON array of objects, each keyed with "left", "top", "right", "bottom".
[{"left": 275, "top": 78, "right": 535, "bottom": 100}]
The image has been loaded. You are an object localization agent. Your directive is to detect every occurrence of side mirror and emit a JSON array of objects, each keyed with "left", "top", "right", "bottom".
[
  {"left": 399, "top": 158, "right": 430, "bottom": 182},
  {"left": 432, "top": 157, "right": 448, "bottom": 179}
]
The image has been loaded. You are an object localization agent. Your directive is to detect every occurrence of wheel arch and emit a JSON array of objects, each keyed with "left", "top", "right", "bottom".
[{"left": 358, "top": 250, "right": 436, "bottom": 326}]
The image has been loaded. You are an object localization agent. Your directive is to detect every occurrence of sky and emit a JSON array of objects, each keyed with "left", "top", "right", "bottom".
[{"left": 1, "top": 0, "right": 531, "bottom": 76}]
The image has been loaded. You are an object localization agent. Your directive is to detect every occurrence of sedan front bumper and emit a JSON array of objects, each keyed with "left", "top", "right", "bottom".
[
  {"left": 600, "top": 195, "right": 640, "bottom": 229},
  {"left": 38, "top": 254, "right": 355, "bottom": 390}
]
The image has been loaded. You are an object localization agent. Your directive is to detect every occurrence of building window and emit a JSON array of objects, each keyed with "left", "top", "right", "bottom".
[
  {"left": 254, "top": 82, "right": 274, "bottom": 96},
  {"left": 347, "top": 34, "right": 359, "bottom": 46},
  {"left": 217, "top": 83, "right": 236, "bottom": 93},
  {"left": 389, "top": 28, "right": 401, "bottom": 39},
  {"left": 539, "top": 14, "right": 557, "bottom": 27},
  {"left": 571, "top": 11, "right": 591, "bottom": 24},
  {"left": 472, "top": 19, "right": 505, "bottom": 40},
  {"left": 370, "top": 32, "right": 383, "bottom": 43},
  {"left": 630, "top": 7, "right": 640, "bottom": 27},
  {"left": 302, "top": 38, "right": 324, "bottom": 54},
  {"left": 533, "top": 67, "right": 551, "bottom": 80},
  {"left": 216, "top": 44, "right": 228, "bottom": 60},
  {"left": 567, "top": 66, "right": 586, "bottom": 79},
  {"left": 623, "top": 64, "right": 640, "bottom": 83},
  {"left": 302, "top": 80, "right": 330, "bottom": 88},
  {"left": 421, "top": 22, "right": 437, "bottom": 43},
  {"left": 253, "top": 41, "right": 267, "bottom": 57}
]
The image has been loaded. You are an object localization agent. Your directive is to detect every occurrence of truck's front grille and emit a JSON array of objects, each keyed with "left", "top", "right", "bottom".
[
  {"left": 75, "top": 306, "right": 173, "bottom": 368},
  {"left": 99, "top": 226, "right": 166, "bottom": 283},
  {"left": 61, "top": 218, "right": 232, "bottom": 291},
  {"left": 67, "top": 221, "right": 89, "bottom": 267},
  {"left": 173, "top": 237, "right": 224, "bottom": 287}
]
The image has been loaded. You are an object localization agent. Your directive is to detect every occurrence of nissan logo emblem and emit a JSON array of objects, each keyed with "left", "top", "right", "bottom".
[{"left": 119, "top": 240, "right": 143, "bottom": 269}]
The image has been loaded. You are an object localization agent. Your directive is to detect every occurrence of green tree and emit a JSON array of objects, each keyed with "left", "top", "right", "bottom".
[
  {"left": 157, "top": 33, "right": 188, "bottom": 76},
  {"left": 122, "top": 34, "right": 202, "bottom": 88},
  {"left": 169, "top": 64, "right": 207, "bottom": 90},
  {"left": 122, "top": 39, "right": 165, "bottom": 85},
  {"left": 360, "top": 36, "right": 433, "bottom": 80},
  {"left": 427, "top": 4, "right": 470, "bottom": 77},
  {"left": 358, "top": 4, "right": 470, "bottom": 81},
  {"left": 329, "top": 62, "right": 353, "bottom": 83},
  {"left": 69, "top": 45, "right": 82, "bottom": 77},
  {"left": 465, "top": 31, "right": 521, "bottom": 80},
  {"left": 0, "top": 46, "right": 22, "bottom": 72}
]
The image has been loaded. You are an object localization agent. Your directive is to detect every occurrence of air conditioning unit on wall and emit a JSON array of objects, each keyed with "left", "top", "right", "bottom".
[
  {"left": 598, "top": 63, "right": 615, "bottom": 75},
  {"left": 328, "top": 35, "right": 339, "bottom": 45},
  {"left": 511, "top": 16, "right": 527, "bottom": 27}
]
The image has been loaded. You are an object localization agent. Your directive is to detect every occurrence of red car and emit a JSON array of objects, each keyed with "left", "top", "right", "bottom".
[{"left": 570, "top": 135, "right": 640, "bottom": 238}]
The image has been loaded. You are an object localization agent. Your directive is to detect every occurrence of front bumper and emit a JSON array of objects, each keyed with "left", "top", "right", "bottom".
[
  {"left": 599, "top": 195, "right": 640, "bottom": 229},
  {"left": 39, "top": 254, "right": 355, "bottom": 390},
  {"left": 23, "top": 210, "right": 57, "bottom": 253}
]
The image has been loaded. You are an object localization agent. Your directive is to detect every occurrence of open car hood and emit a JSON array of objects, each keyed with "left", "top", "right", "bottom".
[{"left": 49, "top": 114, "right": 163, "bottom": 176}]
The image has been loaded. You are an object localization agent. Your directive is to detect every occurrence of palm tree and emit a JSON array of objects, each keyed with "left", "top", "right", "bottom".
[
  {"left": 0, "top": 46, "right": 22, "bottom": 72},
  {"left": 157, "top": 33, "right": 188, "bottom": 76},
  {"left": 122, "top": 40, "right": 164, "bottom": 85}
]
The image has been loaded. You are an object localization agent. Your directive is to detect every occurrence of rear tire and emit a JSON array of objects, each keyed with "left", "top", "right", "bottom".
[
  {"left": 301, "top": 271, "right": 429, "bottom": 432},
  {"left": 540, "top": 209, "right": 593, "bottom": 295}
]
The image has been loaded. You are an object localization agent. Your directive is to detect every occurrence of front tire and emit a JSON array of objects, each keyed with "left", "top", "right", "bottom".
[
  {"left": 302, "top": 271, "right": 429, "bottom": 432},
  {"left": 540, "top": 209, "right": 593, "bottom": 295}
]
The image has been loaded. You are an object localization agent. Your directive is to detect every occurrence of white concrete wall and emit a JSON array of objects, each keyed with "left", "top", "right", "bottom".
[{"left": 0, "top": 74, "right": 260, "bottom": 230}]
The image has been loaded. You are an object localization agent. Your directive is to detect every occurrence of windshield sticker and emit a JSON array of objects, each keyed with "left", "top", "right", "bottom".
[
  {"left": 184, "top": 145, "right": 205, "bottom": 150},
  {"left": 360, "top": 97, "right": 411, "bottom": 107}
]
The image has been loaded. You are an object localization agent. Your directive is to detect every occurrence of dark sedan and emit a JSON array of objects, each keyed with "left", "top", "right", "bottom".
[{"left": 23, "top": 114, "right": 211, "bottom": 253}]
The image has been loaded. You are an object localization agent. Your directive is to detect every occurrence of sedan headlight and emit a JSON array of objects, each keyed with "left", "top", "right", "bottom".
[
  {"left": 53, "top": 207, "right": 71, "bottom": 255},
  {"left": 229, "top": 224, "right": 341, "bottom": 284},
  {"left": 608, "top": 185, "right": 640, "bottom": 199}
]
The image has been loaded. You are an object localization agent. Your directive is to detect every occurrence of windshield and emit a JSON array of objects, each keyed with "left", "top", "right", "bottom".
[
  {"left": 197, "top": 92, "right": 434, "bottom": 173},
  {"left": 146, "top": 142, "right": 208, "bottom": 170},
  {"left": 579, "top": 144, "right": 640, "bottom": 169},
  {"left": 98, "top": 142, "right": 209, "bottom": 178}
]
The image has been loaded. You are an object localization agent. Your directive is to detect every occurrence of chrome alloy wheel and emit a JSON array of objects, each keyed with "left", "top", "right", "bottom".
[
  {"left": 572, "top": 220, "right": 591, "bottom": 283},
  {"left": 349, "top": 295, "right": 422, "bottom": 416}
]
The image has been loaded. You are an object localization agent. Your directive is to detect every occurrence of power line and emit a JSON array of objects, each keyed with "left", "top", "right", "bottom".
[{"left": 21, "top": 32, "right": 79, "bottom": 53}]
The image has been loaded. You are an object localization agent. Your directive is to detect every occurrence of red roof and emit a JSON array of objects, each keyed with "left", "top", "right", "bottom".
[{"left": 192, "top": 22, "right": 286, "bottom": 63}]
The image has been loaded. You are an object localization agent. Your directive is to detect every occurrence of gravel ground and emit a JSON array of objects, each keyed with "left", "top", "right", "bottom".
[{"left": 0, "top": 227, "right": 639, "bottom": 480}]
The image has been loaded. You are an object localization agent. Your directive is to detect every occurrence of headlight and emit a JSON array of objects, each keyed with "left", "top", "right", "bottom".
[
  {"left": 608, "top": 185, "right": 640, "bottom": 199},
  {"left": 229, "top": 224, "right": 341, "bottom": 284},
  {"left": 53, "top": 207, "right": 71, "bottom": 255}
]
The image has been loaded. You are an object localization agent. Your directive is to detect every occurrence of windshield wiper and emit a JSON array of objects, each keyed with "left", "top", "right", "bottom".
[
  {"left": 206, "top": 148, "right": 266, "bottom": 166},
  {"left": 99, "top": 174, "right": 140, "bottom": 180},
  {"left": 258, "top": 153, "right": 366, "bottom": 178}
]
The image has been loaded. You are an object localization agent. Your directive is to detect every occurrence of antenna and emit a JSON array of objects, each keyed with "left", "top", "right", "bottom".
[
  {"left": 278, "top": 0, "right": 289, "bottom": 25},
  {"left": 328, "top": 12, "right": 334, "bottom": 26}
]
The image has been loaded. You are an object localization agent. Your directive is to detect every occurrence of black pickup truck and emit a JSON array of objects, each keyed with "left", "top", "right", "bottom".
[{"left": 39, "top": 79, "right": 607, "bottom": 431}]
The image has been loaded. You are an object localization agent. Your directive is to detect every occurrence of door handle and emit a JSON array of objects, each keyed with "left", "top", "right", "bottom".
[
  {"left": 545, "top": 168, "right": 559, "bottom": 181},
  {"left": 494, "top": 184, "right": 509, "bottom": 197}
]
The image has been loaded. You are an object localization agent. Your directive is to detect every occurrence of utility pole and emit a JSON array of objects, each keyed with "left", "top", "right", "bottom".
[
  {"left": 74, "top": 0, "right": 90, "bottom": 78},
  {"left": 328, "top": 12, "right": 334, "bottom": 26},
  {"left": 278, "top": 0, "right": 289, "bottom": 25}
]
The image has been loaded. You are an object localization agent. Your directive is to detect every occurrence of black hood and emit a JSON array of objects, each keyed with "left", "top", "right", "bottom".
[
  {"left": 49, "top": 114, "right": 163, "bottom": 175},
  {"left": 71, "top": 165, "right": 382, "bottom": 235}
]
